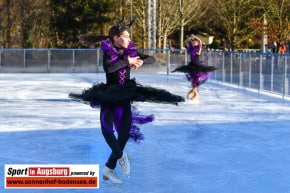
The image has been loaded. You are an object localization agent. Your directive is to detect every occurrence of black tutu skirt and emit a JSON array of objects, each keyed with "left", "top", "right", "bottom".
[
  {"left": 172, "top": 61, "right": 217, "bottom": 87},
  {"left": 172, "top": 61, "right": 217, "bottom": 74},
  {"left": 69, "top": 79, "right": 184, "bottom": 106}
]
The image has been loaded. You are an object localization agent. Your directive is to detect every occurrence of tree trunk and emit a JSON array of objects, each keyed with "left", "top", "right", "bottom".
[
  {"left": 163, "top": 31, "right": 167, "bottom": 49},
  {"left": 147, "top": 0, "right": 151, "bottom": 48},
  {"left": 5, "top": 0, "right": 12, "bottom": 47},
  {"left": 121, "top": 0, "right": 126, "bottom": 17},
  {"left": 179, "top": 0, "right": 184, "bottom": 49},
  {"left": 142, "top": 9, "right": 146, "bottom": 48},
  {"left": 157, "top": 1, "right": 162, "bottom": 48},
  {"left": 180, "top": 18, "right": 184, "bottom": 49},
  {"left": 20, "top": 0, "right": 29, "bottom": 47}
]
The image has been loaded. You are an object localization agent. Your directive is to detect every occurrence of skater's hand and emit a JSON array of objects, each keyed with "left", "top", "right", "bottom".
[
  {"left": 133, "top": 59, "right": 143, "bottom": 70},
  {"left": 128, "top": 56, "right": 143, "bottom": 70},
  {"left": 128, "top": 56, "right": 140, "bottom": 65},
  {"left": 189, "top": 34, "right": 196, "bottom": 39}
]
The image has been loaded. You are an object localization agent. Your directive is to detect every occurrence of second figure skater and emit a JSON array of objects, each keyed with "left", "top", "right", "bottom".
[{"left": 172, "top": 34, "right": 217, "bottom": 101}]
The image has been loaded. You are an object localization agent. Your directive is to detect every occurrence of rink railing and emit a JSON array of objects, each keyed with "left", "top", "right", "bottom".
[
  {"left": 202, "top": 50, "right": 290, "bottom": 99},
  {"left": 0, "top": 48, "right": 289, "bottom": 98}
]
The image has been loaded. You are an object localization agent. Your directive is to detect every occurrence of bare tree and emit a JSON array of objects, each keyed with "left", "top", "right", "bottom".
[
  {"left": 259, "top": 0, "right": 290, "bottom": 43},
  {"left": 29, "top": 0, "right": 50, "bottom": 47},
  {"left": 4, "top": 0, "right": 12, "bottom": 47},
  {"left": 215, "top": 0, "right": 256, "bottom": 50},
  {"left": 157, "top": 0, "right": 179, "bottom": 49},
  {"left": 0, "top": 0, "right": 50, "bottom": 48},
  {"left": 133, "top": 0, "right": 147, "bottom": 48},
  {"left": 178, "top": 0, "right": 208, "bottom": 48},
  {"left": 134, "top": 0, "right": 207, "bottom": 49},
  {"left": 19, "top": 0, "right": 34, "bottom": 47},
  {"left": 120, "top": 0, "right": 127, "bottom": 17}
]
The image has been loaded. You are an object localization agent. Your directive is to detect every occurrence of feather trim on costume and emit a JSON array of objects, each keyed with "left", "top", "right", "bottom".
[
  {"left": 130, "top": 106, "right": 155, "bottom": 142},
  {"left": 100, "top": 39, "right": 137, "bottom": 63}
]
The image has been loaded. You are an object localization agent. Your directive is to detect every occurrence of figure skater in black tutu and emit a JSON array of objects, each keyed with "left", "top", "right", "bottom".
[
  {"left": 172, "top": 34, "right": 217, "bottom": 101},
  {"left": 69, "top": 18, "right": 184, "bottom": 184}
]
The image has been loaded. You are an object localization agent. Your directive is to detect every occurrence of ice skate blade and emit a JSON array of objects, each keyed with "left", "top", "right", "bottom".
[
  {"left": 103, "top": 175, "right": 123, "bottom": 184},
  {"left": 186, "top": 99, "right": 199, "bottom": 104},
  {"left": 191, "top": 99, "right": 199, "bottom": 103}
]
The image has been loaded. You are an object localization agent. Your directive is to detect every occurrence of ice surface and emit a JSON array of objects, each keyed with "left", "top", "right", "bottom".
[{"left": 0, "top": 73, "right": 290, "bottom": 193}]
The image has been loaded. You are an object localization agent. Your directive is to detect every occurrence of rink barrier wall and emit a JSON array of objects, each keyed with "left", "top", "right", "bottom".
[
  {"left": 0, "top": 48, "right": 289, "bottom": 98},
  {"left": 203, "top": 50, "right": 290, "bottom": 100}
]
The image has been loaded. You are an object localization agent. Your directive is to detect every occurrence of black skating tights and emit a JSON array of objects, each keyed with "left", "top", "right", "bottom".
[{"left": 100, "top": 104, "right": 132, "bottom": 169}]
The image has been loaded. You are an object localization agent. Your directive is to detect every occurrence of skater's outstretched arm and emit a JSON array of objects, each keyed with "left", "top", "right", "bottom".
[
  {"left": 127, "top": 51, "right": 156, "bottom": 71},
  {"left": 184, "top": 36, "right": 191, "bottom": 49},
  {"left": 191, "top": 35, "right": 202, "bottom": 55},
  {"left": 136, "top": 51, "right": 156, "bottom": 65}
]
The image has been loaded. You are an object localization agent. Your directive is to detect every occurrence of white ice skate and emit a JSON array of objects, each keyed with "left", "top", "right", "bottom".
[
  {"left": 187, "top": 99, "right": 199, "bottom": 104},
  {"left": 103, "top": 166, "right": 122, "bottom": 184},
  {"left": 184, "top": 97, "right": 199, "bottom": 104},
  {"left": 118, "top": 152, "right": 130, "bottom": 176}
]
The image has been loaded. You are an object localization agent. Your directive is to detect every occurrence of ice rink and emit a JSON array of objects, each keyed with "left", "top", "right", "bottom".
[{"left": 1, "top": 73, "right": 290, "bottom": 193}]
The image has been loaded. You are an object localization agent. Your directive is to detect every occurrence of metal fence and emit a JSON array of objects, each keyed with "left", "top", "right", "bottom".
[
  {"left": 0, "top": 48, "right": 184, "bottom": 73},
  {"left": 0, "top": 48, "right": 102, "bottom": 73},
  {"left": 0, "top": 48, "right": 289, "bottom": 98},
  {"left": 203, "top": 50, "right": 290, "bottom": 99}
]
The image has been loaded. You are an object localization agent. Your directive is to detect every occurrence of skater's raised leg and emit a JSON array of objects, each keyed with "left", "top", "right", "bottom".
[
  {"left": 187, "top": 88, "right": 195, "bottom": 99},
  {"left": 191, "top": 87, "right": 199, "bottom": 100}
]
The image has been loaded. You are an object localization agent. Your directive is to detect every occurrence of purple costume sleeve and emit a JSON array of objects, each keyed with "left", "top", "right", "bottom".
[
  {"left": 136, "top": 51, "right": 156, "bottom": 65},
  {"left": 102, "top": 55, "right": 129, "bottom": 73}
]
